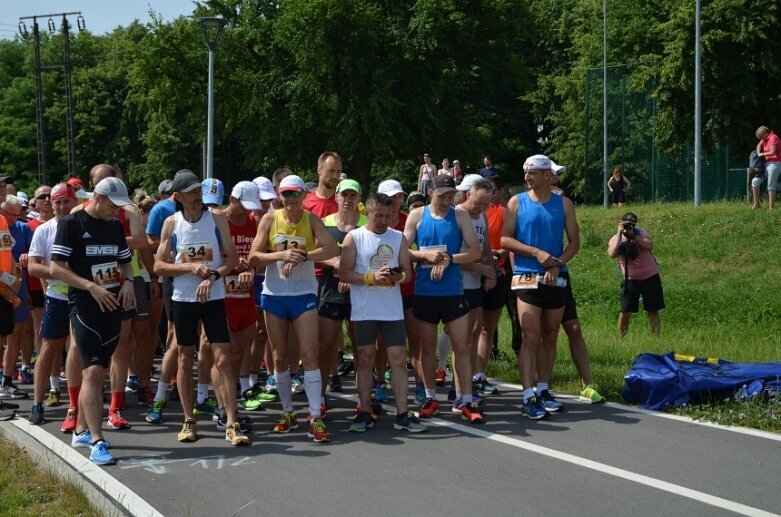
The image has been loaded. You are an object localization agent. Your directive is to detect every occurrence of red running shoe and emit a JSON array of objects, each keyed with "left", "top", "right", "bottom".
[
  {"left": 107, "top": 411, "right": 131, "bottom": 429},
  {"left": 461, "top": 402, "right": 485, "bottom": 423},
  {"left": 419, "top": 398, "right": 440, "bottom": 418},
  {"left": 435, "top": 368, "right": 446, "bottom": 386},
  {"left": 60, "top": 407, "right": 77, "bottom": 433}
]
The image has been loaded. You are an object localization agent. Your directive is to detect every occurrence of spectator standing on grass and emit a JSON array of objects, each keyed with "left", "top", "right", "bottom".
[
  {"left": 479, "top": 155, "right": 500, "bottom": 180},
  {"left": 754, "top": 125, "right": 781, "bottom": 210},
  {"left": 607, "top": 212, "right": 665, "bottom": 339},
  {"left": 607, "top": 167, "right": 631, "bottom": 207},
  {"left": 418, "top": 153, "right": 437, "bottom": 199},
  {"left": 438, "top": 158, "right": 452, "bottom": 177}
]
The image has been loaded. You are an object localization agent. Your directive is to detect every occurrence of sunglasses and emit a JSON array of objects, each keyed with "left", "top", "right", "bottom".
[
  {"left": 281, "top": 191, "right": 302, "bottom": 199},
  {"left": 36, "top": 193, "right": 51, "bottom": 200}
]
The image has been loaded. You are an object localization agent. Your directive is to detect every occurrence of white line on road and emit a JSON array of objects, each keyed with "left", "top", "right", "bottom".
[{"left": 8, "top": 418, "right": 164, "bottom": 517}]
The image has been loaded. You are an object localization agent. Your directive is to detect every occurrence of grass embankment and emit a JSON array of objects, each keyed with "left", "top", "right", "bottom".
[
  {"left": 0, "top": 437, "right": 100, "bottom": 516},
  {"left": 487, "top": 201, "right": 781, "bottom": 431}
]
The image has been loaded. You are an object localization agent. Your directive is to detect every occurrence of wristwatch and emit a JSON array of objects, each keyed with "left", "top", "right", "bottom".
[{"left": 209, "top": 269, "right": 221, "bottom": 280}]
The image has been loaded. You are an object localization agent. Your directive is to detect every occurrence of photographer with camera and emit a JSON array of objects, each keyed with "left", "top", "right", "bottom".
[{"left": 607, "top": 212, "right": 664, "bottom": 339}]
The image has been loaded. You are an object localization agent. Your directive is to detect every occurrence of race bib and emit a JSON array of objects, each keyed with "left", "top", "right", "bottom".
[
  {"left": 225, "top": 275, "right": 251, "bottom": 299},
  {"left": 180, "top": 242, "right": 214, "bottom": 263},
  {"left": 91, "top": 261, "right": 120, "bottom": 289},
  {"left": 14, "top": 263, "right": 22, "bottom": 281},
  {"left": 0, "top": 231, "right": 12, "bottom": 251},
  {"left": 272, "top": 234, "right": 306, "bottom": 252},
  {"left": 419, "top": 244, "right": 447, "bottom": 269},
  {"left": 511, "top": 273, "right": 539, "bottom": 290}
]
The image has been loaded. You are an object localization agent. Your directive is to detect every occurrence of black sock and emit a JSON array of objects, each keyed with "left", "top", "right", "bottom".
[{"left": 2, "top": 375, "right": 12, "bottom": 387}]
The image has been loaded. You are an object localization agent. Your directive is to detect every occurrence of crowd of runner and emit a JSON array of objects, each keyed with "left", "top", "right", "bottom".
[{"left": 0, "top": 152, "right": 606, "bottom": 466}]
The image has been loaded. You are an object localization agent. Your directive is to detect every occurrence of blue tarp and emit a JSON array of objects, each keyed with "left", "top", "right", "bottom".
[{"left": 622, "top": 352, "right": 781, "bottom": 410}]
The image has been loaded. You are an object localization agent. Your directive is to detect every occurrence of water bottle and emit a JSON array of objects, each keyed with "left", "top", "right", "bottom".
[
  {"left": 0, "top": 283, "right": 21, "bottom": 308},
  {"left": 536, "top": 275, "right": 567, "bottom": 288}
]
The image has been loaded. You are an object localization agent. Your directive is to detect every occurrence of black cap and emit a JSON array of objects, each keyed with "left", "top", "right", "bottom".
[
  {"left": 170, "top": 170, "right": 201, "bottom": 193},
  {"left": 407, "top": 191, "right": 426, "bottom": 207},
  {"left": 432, "top": 174, "right": 456, "bottom": 194}
]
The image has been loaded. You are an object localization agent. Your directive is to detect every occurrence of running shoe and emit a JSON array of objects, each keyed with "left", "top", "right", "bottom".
[
  {"left": 384, "top": 368, "right": 391, "bottom": 383},
  {"left": 320, "top": 401, "right": 328, "bottom": 419},
  {"left": 329, "top": 375, "right": 342, "bottom": 393},
  {"left": 308, "top": 418, "right": 332, "bottom": 443},
  {"left": 414, "top": 387, "right": 427, "bottom": 406},
  {"left": 394, "top": 411, "right": 427, "bottom": 433},
  {"left": 452, "top": 397, "right": 484, "bottom": 413},
  {"left": 145, "top": 399, "right": 165, "bottom": 424},
  {"left": 419, "top": 398, "right": 439, "bottom": 418},
  {"left": 349, "top": 410, "right": 374, "bottom": 433},
  {"left": 61, "top": 408, "right": 77, "bottom": 433},
  {"left": 59, "top": 368, "right": 67, "bottom": 382},
  {"left": 28, "top": 402, "right": 44, "bottom": 425},
  {"left": 125, "top": 375, "right": 140, "bottom": 393},
  {"left": 473, "top": 375, "right": 499, "bottom": 395},
  {"left": 578, "top": 384, "right": 606, "bottom": 404},
  {"left": 447, "top": 388, "right": 457, "bottom": 401},
  {"left": 239, "top": 389, "right": 264, "bottom": 411},
  {"left": 435, "top": 368, "right": 447, "bottom": 386},
  {"left": 44, "top": 388, "right": 61, "bottom": 407},
  {"left": 539, "top": 390, "right": 564, "bottom": 412},
  {"left": 291, "top": 374, "right": 304, "bottom": 394},
  {"left": 71, "top": 429, "right": 93, "bottom": 448},
  {"left": 17, "top": 368, "right": 33, "bottom": 384},
  {"left": 521, "top": 396, "right": 548, "bottom": 420},
  {"left": 372, "top": 384, "right": 388, "bottom": 403},
  {"left": 193, "top": 398, "right": 218, "bottom": 415},
  {"left": 177, "top": 418, "right": 198, "bottom": 442},
  {"left": 336, "top": 357, "right": 354, "bottom": 376},
  {"left": 216, "top": 412, "right": 251, "bottom": 432},
  {"left": 107, "top": 411, "right": 131, "bottom": 429},
  {"left": 461, "top": 402, "right": 485, "bottom": 423},
  {"left": 251, "top": 383, "right": 277, "bottom": 401},
  {"left": 90, "top": 441, "right": 115, "bottom": 466},
  {"left": 137, "top": 387, "right": 154, "bottom": 407},
  {"left": 0, "top": 383, "right": 28, "bottom": 399},
  {"left": 272, "top": 411, "right": 298, "bottom": 433},
  {"left": 264, "top": 376, "right": 278, "bottom": 394},
  {"left": 225, "top": 422, "right": 250, "bottom": 446}
]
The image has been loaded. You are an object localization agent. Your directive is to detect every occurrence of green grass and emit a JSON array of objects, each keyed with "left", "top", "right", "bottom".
[
  {"left": 486, "top": 201, "right": 781, "bottom": 431},
  {"left": 0, "top": 437, "right": 101, "bottom": 516}
]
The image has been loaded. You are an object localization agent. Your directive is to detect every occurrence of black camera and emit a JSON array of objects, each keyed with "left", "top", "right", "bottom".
[{"left": 621, "top": 221, "right": 635, "bottom": 233}]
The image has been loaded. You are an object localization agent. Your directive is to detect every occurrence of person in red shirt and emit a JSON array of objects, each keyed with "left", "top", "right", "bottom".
[
  {"left": 302, "top": 152, "right": 342, "bottom": 218},
  {"left": 755, "top": 125, "right": 781, "bottom": 210}
]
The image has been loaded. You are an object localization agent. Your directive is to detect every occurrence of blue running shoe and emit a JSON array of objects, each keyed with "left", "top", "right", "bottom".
[
  {"left": 28, "top": 402, "right": 44, "bottom": 425},
  {"left": 521, "top": 396, "right": 548, "bottom": 420},
  {"left": 145, "top": 399, "right": 165, "bottom": 424},
  {"left": 373, "top": 384, "right": 388, "bottom": 403},
  {"left": 539, "top": 390, "right": 563, "bottom": 412},
  {"left": 89, "top": 441, "right": 115, "bottom": 466},
  {"left": 125, "top": 375, "right": 140, "bottom": 393},
  {"left": 71, "top": 429, "right": 93, "bottom": 448},
  {"left": 451, "top": 398, "right": 464, "bottom": 413},
  {"left": 414, "top": 387, "right": 426, "bottom": 406},
  {"left": 291, "top": 374, "right": 304, "bottom": 394},
  {"left": 265, "top": 376, "right": 278, "bottom": 394}
]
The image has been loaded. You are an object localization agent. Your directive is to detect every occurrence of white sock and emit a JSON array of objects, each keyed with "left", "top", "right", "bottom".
[
  {"left": 437, "top": 333, "right": 451, "bottom": 370},
  {"left": 523, "top": 388, "right": 534, "bottom": 403},
  {"left": 474, "top": 371, "right": 485, "bottom": 381},
  {"left": 537, "top": 382, "right": 549, "bottom": 393},
  {"left": 239, "top": 376, "right": 251, "bottom": 393},
  {"left": 197, "top": 383, "right": 209, "bottom": 404},
  {"left": 304, "top": 369, "right": 322, "bottom": 418},
  {"left": 425, "top": 388, "right": 437, "bottom": 400},
  {"left": 50, "top": 376, "right": 60, "bottom": 390},
  {"left": 155, "top": 381, "right": 170, "bottom": 402},
  {"left": 248, "top": 372, "right": 258, "bottom": 386},
  {"left": 275, "top": 370, "right": 293, "bottom": 412},
  {"left": 21, "top": 364, "right": 30, "bottom": 371}
]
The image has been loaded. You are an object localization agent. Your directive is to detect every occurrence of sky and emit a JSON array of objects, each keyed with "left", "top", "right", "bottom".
[{"left": 0, "top": 0, "right": 198, "bottom": 40}]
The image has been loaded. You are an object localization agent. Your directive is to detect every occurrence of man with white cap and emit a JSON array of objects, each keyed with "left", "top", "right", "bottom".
[
  {"left": 224, "top": 181, "right": 266, "bottom": 412},
  {"left": 501, "top": 154, "right": 580, "bottom": 420},
  {"left": 50, "top": 176, "right": 137, "bottom": 465},
  {"left": 249, "top": 174, "right": 338, "bottom": 442},
  {"left": 403, "top": 174, "right": 481, "bottom": 420}
]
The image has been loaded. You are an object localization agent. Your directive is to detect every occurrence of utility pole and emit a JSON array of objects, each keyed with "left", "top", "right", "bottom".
[{"left": 19, "top": 12, "right": 85, "bottom": 184}]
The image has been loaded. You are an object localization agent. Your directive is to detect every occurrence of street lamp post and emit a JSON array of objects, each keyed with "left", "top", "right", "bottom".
[{"left": 198, "top": 16, "right": 226, "bottom": 180}]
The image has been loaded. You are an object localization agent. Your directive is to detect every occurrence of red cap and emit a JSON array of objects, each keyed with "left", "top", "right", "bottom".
[
  {"left": 51, "top": 183, "right": 77, "bottom": 200},
  {"left": 66, "top": 177, "right": 84, "bottom": 189}
]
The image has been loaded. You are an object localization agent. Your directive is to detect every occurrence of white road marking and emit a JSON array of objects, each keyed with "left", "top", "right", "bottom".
[
  {"left": 8, "top": 418, "right": 164, "bottom": 517},
  {"left": 330, "top": 390, "right": 779, "bottom": 517}
]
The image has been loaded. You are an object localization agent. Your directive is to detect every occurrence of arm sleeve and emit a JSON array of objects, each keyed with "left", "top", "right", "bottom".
[{"left": 51, "top": 218, "right": 75, "bottom": 262}]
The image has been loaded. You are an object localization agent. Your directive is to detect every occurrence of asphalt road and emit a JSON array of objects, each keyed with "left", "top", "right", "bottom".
[{"left": 2, "top": 375, "right": 780, "bottom": 517}]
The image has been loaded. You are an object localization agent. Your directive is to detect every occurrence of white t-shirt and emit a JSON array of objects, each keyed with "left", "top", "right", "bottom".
[
  {"left": 29, "top": 218, "right": 69, "bottom": 301},
  {"left": 348, "top": 226, "right": 404, "bottom": 321}
]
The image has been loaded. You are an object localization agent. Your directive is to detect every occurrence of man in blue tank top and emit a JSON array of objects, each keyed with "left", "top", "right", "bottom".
[
  {"left": 501, "top": 155, "right": 580, "bottom": 420},
  {"left": 403, "top": 174, "right": 481, "bottom": 420}
]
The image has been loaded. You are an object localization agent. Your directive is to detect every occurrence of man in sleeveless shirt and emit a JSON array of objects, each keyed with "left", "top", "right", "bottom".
[
  {"left": 501, "top": 155, "right": 580, "bottom": 420},
  {"left": 154, "top": 171, "right": 249, "bottom": 446},
  {"left": 249, "top": 175, "right": 338, "bottom": 443},
  {"left": 403, "top": 174, "right": 481, "bottom": 420}
]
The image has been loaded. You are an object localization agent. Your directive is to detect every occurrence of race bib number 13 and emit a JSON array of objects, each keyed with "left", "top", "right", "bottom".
[
  {"left": 92, "top": 261, "right": 120, "bottom": 289},
  {"left": 272, "top": 234, "right": 306, "bottom": 252}
]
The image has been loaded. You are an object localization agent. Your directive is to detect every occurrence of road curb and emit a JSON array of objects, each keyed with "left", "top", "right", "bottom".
[{"left": 0, "top": 417, "right": 163, "bottom": 517}]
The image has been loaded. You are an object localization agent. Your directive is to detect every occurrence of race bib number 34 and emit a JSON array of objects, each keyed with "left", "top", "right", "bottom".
[
  {"left": 92, "top": 262, "right": 120, "bottom": 289},
  {"left": 180, "top": 243, "right": 214, "bottom": 263}
]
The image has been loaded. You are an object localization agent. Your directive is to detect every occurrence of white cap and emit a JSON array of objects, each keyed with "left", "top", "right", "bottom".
[
  {"left": 278, "top": 175, "right": 307, "bottom": 192},
  {"left": 93, "top": 177, "right": 133, "bottom": 206},
  {"left": 230, "top": 181, "right": 262, "bottom": 210},
  {"left": 550, "top": 160, "right": 566, "bottom": 176},
  {"left": 253, "top": 176, "right": 277, "bottom": 200},
  {"left": 17, "top": 192, "right": 29, "bottom": 205},
  {"left": 377, "top": 179, "right": 406, "bottom": 196},
  {"left": 456, "top": 174, "right": 483, "bottom": 191},
  {"left": 523, "top": 154, "right": 552, "bottom": 170}
]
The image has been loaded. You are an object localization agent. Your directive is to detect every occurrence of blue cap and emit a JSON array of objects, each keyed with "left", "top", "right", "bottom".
[{"left": 201, "top": 178, "right": 224, "bottom": 205}]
